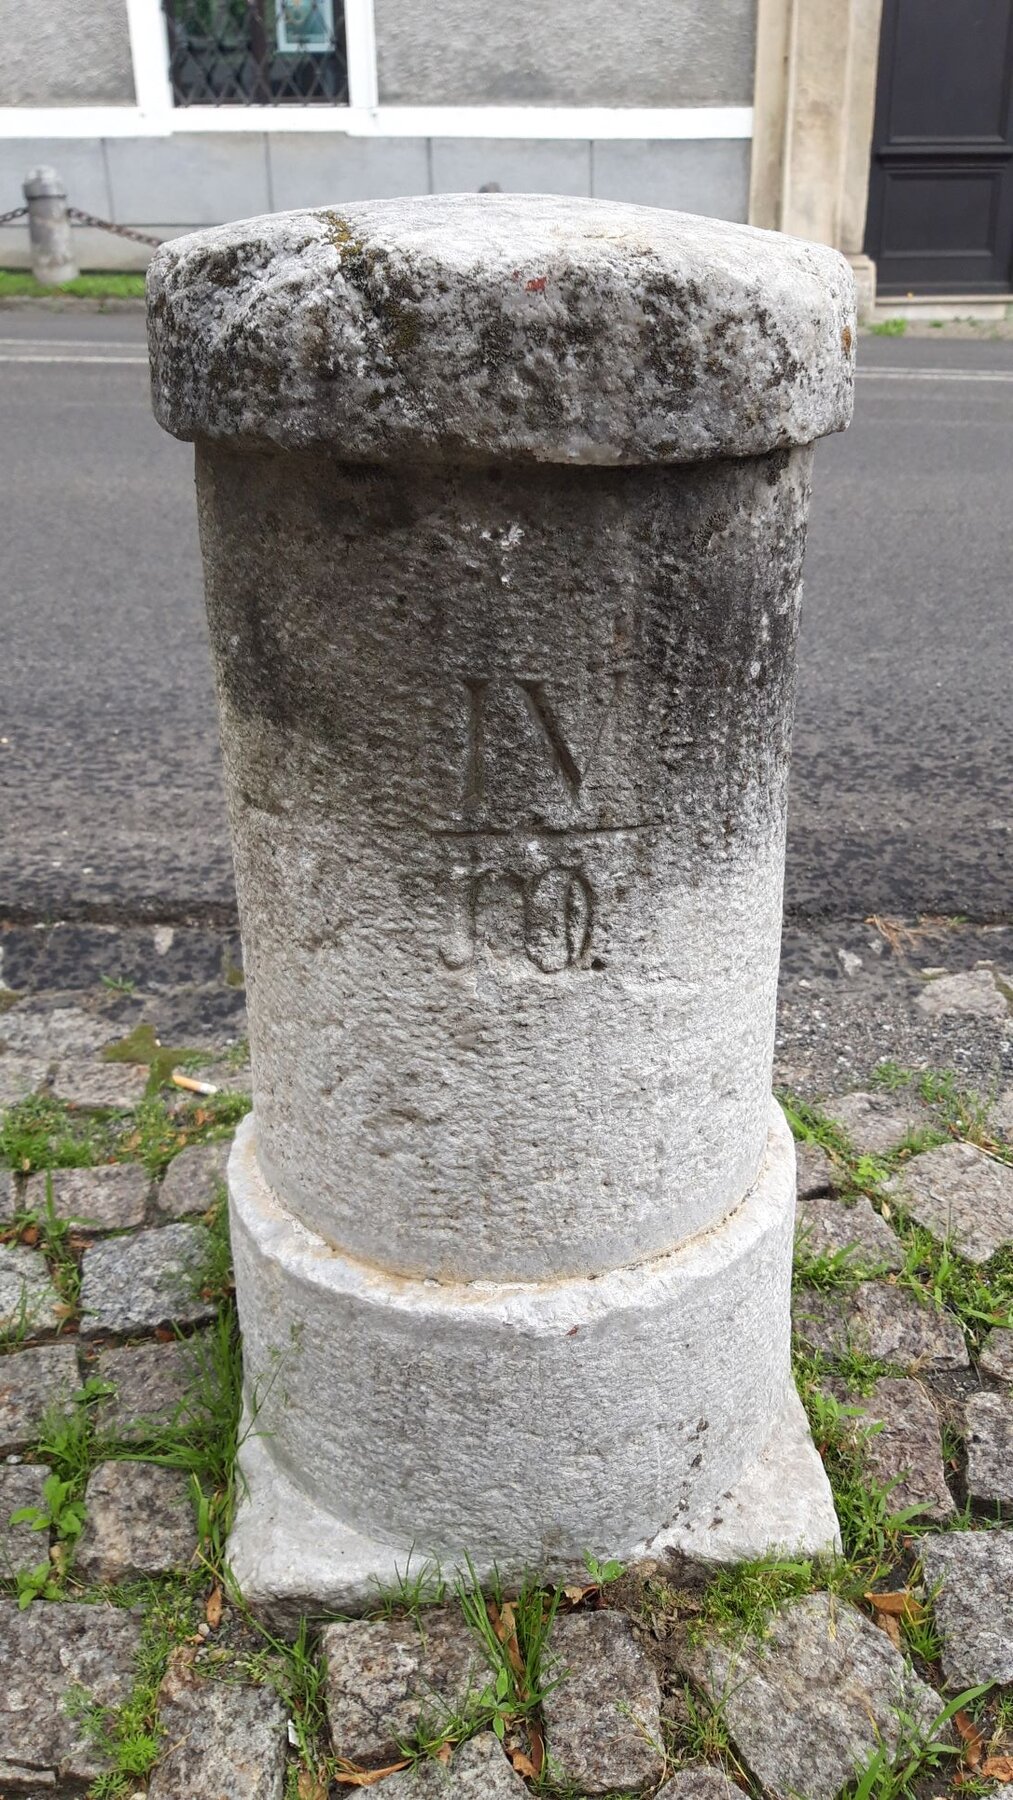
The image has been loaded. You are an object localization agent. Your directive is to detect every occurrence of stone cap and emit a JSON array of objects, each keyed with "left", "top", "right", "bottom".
[{"left": 148, "top": 193, "right": 855, "bottom": 465}]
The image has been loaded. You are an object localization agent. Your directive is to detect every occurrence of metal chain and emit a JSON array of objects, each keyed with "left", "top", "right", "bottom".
[
  {"left": 66, "top": 208, "right": 163, "bottom": 248},
  {"left": 0, "top": 205, "right": 28, "bottom": 227}
]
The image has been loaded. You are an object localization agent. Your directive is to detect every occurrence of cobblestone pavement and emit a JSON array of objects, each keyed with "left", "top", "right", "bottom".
[{"left": 0, "top": 918, "right": 1011, "bottom": 1797}]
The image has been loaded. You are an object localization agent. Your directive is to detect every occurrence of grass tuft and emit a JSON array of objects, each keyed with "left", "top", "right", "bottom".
[{"left": 0, "top": 268, "right": 147, "bottom": 300}]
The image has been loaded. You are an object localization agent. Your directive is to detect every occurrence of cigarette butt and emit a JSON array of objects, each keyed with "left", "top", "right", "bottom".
[{"left": 171, "top": 1071, "right": 219, "bottom": 1096}]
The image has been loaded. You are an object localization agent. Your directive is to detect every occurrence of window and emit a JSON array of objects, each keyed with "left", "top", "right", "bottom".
[{"left": 163, "top": 0, "right": 349, "bottom": 105}]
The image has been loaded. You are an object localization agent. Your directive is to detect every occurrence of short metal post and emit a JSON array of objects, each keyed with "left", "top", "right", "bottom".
[{"left": 23, "top": 166, "right": 78, "bottom": 286}]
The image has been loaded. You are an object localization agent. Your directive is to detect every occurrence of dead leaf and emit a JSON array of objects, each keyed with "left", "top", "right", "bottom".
[
  {"left": 297, "top": 1771, "right": 328, "bottom": 1800},
  {"left": 510, "top": 1749, "right": 539, "bottom": 1780},
  {"left": 434, "top": 1743, "right": 452, "bottom": 1765},
  {"left": 333, "top": 1762, "right": 410, "bottom": 1787},
  {"left": 19, "top": 1225, "right": 40, "bottom": 1246},
  {"left": 563, "top": 1583, "right": 594, "bottom": 1605},
  {"left": 865, "top": 1590, "right": 924, "bottom": 1621},
  {"left": 205, "top": 1584, "right": 223, "bottom": 1629},
  {"left": 954, "top": 1710, "right": 984, "bottom": 1769},
  {"left": 983, "top": 1756, "right": 1013, "bottom": 1783},
  {"left": 497, "top": 1601, "right": 525, "bottom": 1686}
]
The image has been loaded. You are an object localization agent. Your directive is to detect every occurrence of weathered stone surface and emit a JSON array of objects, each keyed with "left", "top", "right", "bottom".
[
  {"left": 49, "top": 1058, "right": 148, "bottom": 1109},
  {"left": 155, "top": 1137, "right": 230, "bottom": 1219},
  {"left": 0, "top": 1243, "right": 63, "bottom": 1335},
  {"left": 993, "top": 1086, "right": 1013, "bottom": 1140},
  {"left": 230, "top": 1108, "right": 819, "bottom": 1608},
  {"left": 79, "top": 1222, "right": 214, "bottom": 1337},
  {"left": 655, "top": 1774, "right": 742, "bottom": 1800},
  {"left": 93, "top": 1336, "right": 206, "bottom": 1440},
  {"left": 322, "top": 1610, "right": 487, "bottom": 1767},
  {"left": 0, "top": 1054, "right": 50, "bottom": 1105},
  {"left": 916, "top": 966, "right": 1011, "bottom": 1021},
  {"left": 964, "top": 1391, "right": 1013, "bottom": 1516},
  {"left": 980, "top": 1326, "right": 1013, "bottom": 1382},
  {"left": 147, "top": 1653, "right": 287, "bottom": 1800},
  {"left": 796, "top": 1141, "right": 835, "bottom": 1199},
  {"left": 839, "top": 1376, "right": 954, "bottom": 1520},
  {"left": 381, "top": 1733, "right": 529, "bottom": 1797},
  {"left": 21, "top": 1163, "right": 150, "bottom": 1232},
  {"left": 0, "top": 1463, "right": 51, "bottom": 1575},
  {"left": 679, "top": 1592, "right": 940, "bottom": 1800},
  {"left": 796, "top": 1193, "right": 902, "bottom": 1272},
  {"left": 161, "top": 196, "right": 850, "bottom": 1604},
  {"left": 0, "top": 1341, "right": 80, "bottom": 1452},
  {"left": 74, "top": 1460, "right": 196, "bottom": 1583},
  {"left": 884, "top": 1141, "right": 1013, "bottom": 1264},
  {"left": 542, "top": 1610, "right": 664, "bottom": 1795},
  {"left": 150, "top": 197, "right": 854, "bottom": 466},
  {"left": 793, "top": 1281, "right": 968, "bottom": 1369},
  {"left": 0, "top": 1597, "right": 143, "bottom": 1786},
  {"left": 822, "top": 1090, "right": 927, "bottom": 1157},
  {"left": 920, "top": 1529, "right": 1013, "bottom": 1687},
  {"left": 0, "top": 1003, "right": 113, "bottom": 1058}
]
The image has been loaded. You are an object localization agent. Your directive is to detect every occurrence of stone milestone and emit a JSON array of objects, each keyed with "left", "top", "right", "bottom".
[{"left": 149, "top": 194, "right": 854, "bottom": 1612}]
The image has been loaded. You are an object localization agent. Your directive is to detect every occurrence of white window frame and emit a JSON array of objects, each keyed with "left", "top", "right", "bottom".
[{"left": 0, "top": 0, "right": 753, "bottom": 139}]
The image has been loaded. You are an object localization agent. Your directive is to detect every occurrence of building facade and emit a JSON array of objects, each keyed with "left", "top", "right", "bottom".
[{"left": 1, "top": 0, "right": 1011, "bottom": 312}]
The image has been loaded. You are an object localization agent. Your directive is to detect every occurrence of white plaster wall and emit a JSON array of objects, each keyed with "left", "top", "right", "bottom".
[
  {"left": 374, "top": 0, "right": 758, "bottom": 107},
  {"left": 0, "top": 0, "right": 135, "bottom": 106}
]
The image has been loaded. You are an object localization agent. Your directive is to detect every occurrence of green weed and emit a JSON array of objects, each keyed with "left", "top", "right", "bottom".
[
  {"left": 64, "top": 1574, "right": 204, "bottom": 1795},
  {"left": 0, "top": 1090, "right": 248, "bottom": 1180},
  {"left": 869, "top": 317, "right": 908, "bottom": 336},
  {"left": 842, "top": 1686, "right": 989, "bottom": 1798}
]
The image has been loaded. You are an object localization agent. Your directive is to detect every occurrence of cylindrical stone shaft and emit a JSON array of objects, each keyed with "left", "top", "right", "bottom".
[
  {"left": 23, "top": 166, "right": 78, "bottom": 287},
  {"left": 197, "top": 443, "right": 811, "bottom": 1282},
  {"left": 148, "top": 195, "right": 854, "bottom": 1612}
]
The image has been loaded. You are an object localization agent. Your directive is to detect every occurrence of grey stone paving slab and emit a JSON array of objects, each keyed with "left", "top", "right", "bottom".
[
  {"left": 0, "top": 1341, "right": 80, "bottom": 1453},
  {"left": 381, "top": 1733, "right": 529, "bottom": 1796},
  {"left": 822, "top": 1090, "right": 929, "bottom": 1157},
  {"left": 678, "top": 1591, "right": 940, "bottom": 1800},
  {"left": 884, "top": 1141, "right": 1013, "bottom": 1264},
  {"left": 93, "top": 1336, "right": 207, "bottom": 1441},
  {"left": 920, "top": 1529, "right": 1013, "bottom": 1687},
  {"left": 74, "top": 1460, "right": 196, "bottom": 1583},
  {"left": 796, "top": 1193, "right": 902, "bottom": 1272},
  {"left": 837, "top": 1376, "right": 954, "bottom": 1521},
  {"left": 964, "top": 1391, "right": 1013, "bottom": 1516},
  {"left": 155, "top": 1137, "right": 231, "bottom": 1219},
  {"left": 916, "top": 967, "right": 1011, "bottom": 1021},
  {"left": 796, "top": 1141, "right": 835, "bottom": 1199},
  {"left": 49, "top": 1058, "right": 148, "bottom": 1109},
  {"left": 0, "top": 1463, "right": 51, "bottom": 1576},
  {"left": 0, "top": 1243, "right": 63, "bottom": 1336},
  {"left": 793, "top": 1281, "right": 968, "bottom": 1370},
  {"left": 0, "top": 1054, "right": 50, "bottom": 1105},
  {"left": 993, "top": 1086, "right": 1013, "bottom": 1140},
  {"left": 21, "top": 1163, "right": 150, "bottom": 1232},
  {"left": 0, "top": 1003, "right": 116, "bottom": 1058},
  {"left": 656, "top": 1774, "right": 742, "bottom": 1800},
  {"left": 78, "top": 1222, "right": 215, "bottom": 1337},
  {"left": 322, "top": 1610, "right": 487, "bottom": 1767},
  {"left": 542, "top": 1610, "right": 665, "bottom": 1795},
  {"left": 147, "top": 1653, "right": 288, "bottom": 1800},
  {"left": 980, "top": 1326, "right": 1013, "bottom": 1381},
  {"left": 0, "top": 1597, "right": 143, "bottom": 1787}
]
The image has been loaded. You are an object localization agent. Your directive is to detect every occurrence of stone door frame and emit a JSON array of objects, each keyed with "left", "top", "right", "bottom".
[{"left": 749, "top": 0, "right": 884, "bottom": 315}]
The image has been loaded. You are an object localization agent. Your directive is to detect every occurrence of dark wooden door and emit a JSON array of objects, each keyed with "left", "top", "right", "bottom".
[{"left": 866, "top": 0, "right": 1013, "bottom": 294}]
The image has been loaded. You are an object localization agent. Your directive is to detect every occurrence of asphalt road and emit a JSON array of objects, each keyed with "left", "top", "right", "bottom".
[{"left": 1, "top": 310, "right": 1010, "bottom": 923}]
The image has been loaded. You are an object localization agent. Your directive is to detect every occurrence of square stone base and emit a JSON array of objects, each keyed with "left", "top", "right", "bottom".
[{"left": 227, "top": 1386, "right": 839, "bottom": 1629}]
